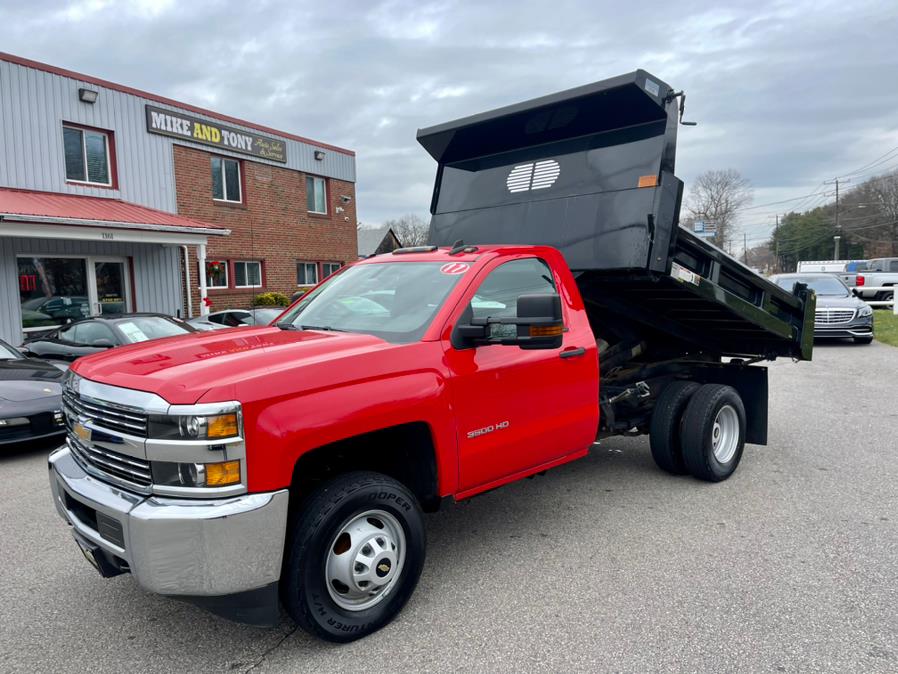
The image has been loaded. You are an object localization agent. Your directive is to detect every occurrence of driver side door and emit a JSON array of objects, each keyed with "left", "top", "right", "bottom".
[{"left": 443, "top": 257, "right": 598, "bottom": 494}]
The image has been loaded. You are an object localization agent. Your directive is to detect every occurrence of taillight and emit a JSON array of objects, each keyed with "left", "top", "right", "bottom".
[{"left": 856, "top": 275, "right": 865, "bottom": 286}]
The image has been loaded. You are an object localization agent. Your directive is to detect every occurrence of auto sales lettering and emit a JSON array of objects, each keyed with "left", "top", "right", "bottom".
[{"left": 145, "top": 105, "right": 287, "bottom": 162}]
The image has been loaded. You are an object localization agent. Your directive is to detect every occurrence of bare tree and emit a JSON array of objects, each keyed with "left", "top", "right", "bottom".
[
  {"left": 865, "top": 171, "right": 898, "bottom": 256},
  {"left": 686, "top": 169, "right": 753, "bottom": 251},
  {"left": 383, "top": 213, "right": 429, "bottom": 247}
]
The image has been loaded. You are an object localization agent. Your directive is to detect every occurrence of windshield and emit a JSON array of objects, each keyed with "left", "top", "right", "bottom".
[
  {"left": 0, "top": 341, "right": 21, "bottom": 360},
  {"left": 113, "top": 317, "right": 194, "bottom": 343},
  {"left": 278, "top": 262, "right": 466, "bottom": 342},
  {"left": 775, "top": 276, "right": 849, "bottom": 296}
]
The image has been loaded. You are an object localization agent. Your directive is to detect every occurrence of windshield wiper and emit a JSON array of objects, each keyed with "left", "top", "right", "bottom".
[{"left": 299, "top": 325, "right": 348, "bottom": 332}]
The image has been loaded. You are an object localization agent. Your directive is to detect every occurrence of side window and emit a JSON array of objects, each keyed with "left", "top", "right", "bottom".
[
  {"left": 71, "top": 321, "right": 117, "bottom": 346},
  {"left": 468, "top": 258, "right": 556, "bottom": 322},
  {"left": 890, "top": 260, "right": 898, "bottom": 273},
  {"left": 222, "top": 311, "right": 248, "bottom": 327}
]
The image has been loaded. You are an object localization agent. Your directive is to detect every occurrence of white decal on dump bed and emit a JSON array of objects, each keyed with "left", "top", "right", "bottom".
[{"left": 671, "top": 261, "right": 701, "bottom": 286}]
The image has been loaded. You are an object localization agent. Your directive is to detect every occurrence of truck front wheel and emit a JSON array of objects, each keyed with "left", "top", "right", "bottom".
[
  {"left": 282, "top": 471, "right": 426, "bottom": 642},
  {"left": 680, "top": 384, "right": 746, "bottom": 482}
]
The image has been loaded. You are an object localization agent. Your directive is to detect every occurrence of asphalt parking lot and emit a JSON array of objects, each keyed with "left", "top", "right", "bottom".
[{"left": 1, "top": 341, "right": 896, "bottom": 673}]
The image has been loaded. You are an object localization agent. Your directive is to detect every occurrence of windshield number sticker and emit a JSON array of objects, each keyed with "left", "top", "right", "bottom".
[{"left": 440, "top": 262, "right": 470, "bottom": 275}]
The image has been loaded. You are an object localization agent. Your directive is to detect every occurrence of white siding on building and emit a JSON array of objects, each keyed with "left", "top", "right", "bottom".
[
  {"left": 0, "top": 236, "right": 182, "bottom": 345},
  {"left": 0, "top": 58, "right": 356, "bottom": 213}
]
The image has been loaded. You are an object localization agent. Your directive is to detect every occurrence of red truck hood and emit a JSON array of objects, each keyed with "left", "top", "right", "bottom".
[{"left": 72, "top": 327, "right": 390, "bottom": 404}]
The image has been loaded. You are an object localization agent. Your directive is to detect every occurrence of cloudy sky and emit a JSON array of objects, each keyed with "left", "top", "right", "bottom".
[{"left": 2, "top": 0, "right": 897, "bottom": 248}]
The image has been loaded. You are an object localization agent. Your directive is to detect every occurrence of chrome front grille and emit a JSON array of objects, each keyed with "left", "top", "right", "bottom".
[
  {"left": 63, "top": 389, "right": 148, "bottom": 437},
  {"left": 68, "top": 435, "right": 152, "bottom": 488},
  {"left": 815, "top": 308, "right": 856, "bottom": 325}
]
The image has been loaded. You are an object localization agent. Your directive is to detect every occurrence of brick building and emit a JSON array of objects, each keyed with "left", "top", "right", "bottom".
[{"left": 0, "top": 52, "right": 357, "bottom": 344}]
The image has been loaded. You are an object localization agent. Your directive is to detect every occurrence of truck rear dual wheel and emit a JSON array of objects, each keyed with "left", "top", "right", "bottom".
[
  {"left": 680, "top": 384, "right": 746, "bottom": 482},
  {"left": 649, "top": 381, "right": 701, "bottom": 475},
  {"left": 282, "top": 471, "right": 426, "bottom": 643}
]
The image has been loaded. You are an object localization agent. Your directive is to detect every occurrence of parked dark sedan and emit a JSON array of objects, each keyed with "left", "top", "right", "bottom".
[
  {"left": 0, "top": 340, "right": 65, "bottom": 446},
  {"left": 770, "top": 273, "right": 874, "bottom": 344},
  {"left": 20, "top": 313, "right": 197, "bottom": 361}
]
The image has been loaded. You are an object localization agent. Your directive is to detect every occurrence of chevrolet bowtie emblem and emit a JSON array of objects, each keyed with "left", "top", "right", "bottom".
[{"left": 378, "top": 563, "right": 390, "bottom": 573}]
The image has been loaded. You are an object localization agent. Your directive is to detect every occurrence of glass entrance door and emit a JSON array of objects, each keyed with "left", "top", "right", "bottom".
[{"left": 89, "top": 259, "right": 130, "bottom": 315}]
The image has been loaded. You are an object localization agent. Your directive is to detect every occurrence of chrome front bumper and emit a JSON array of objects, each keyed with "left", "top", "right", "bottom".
[{"left": 49, "top": 445, "right": 289, "bottom": 597}]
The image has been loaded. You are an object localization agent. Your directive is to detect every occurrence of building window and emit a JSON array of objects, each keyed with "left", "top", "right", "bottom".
[
  {"left": 18, "top": 257, "right": 90, "bottom": 330},
  {"left": 306, "top": 176, "right": 327, "bottom": 214},
  {"left": 205, "top": 260, "right": 228, "bottom": 288},
  {"left": 297, "top": 262, "right": 319, "bottom": 286},
  {"left": 322, "top": 262, "right": 342, "bottom": 278},
  {"left": 63, "top": 125, "right": 112, "bottom": 185},
  {"left": 234, "top": 261, "right": 262, "bottom": 288},
  {"left": 212, "top": 156, "right": 242, "bottom": 203}
]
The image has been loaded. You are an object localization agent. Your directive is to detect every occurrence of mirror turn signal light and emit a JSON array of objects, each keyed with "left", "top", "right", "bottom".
[
  {"left": 529, "top": 324, "right": 564, "bottom": 337},
  {"left": 638, "top": 175, "right": 659, "bottom": 188}
]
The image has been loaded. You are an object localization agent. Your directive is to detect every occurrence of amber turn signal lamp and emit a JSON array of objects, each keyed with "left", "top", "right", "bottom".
[
  {"left": 530, "top": 324, "right": 564, "bottom": 337},
  {"left": 207, "top": 413, "right": 239, "bottom": 439},
  {"left": 205, "top": 460, "right": 241, "bottom": 487},
  {"left": 638, "top": 175, "right": 659, "bottom": 188}
]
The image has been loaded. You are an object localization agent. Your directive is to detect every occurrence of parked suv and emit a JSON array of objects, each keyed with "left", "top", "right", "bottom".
[{"left": 770, "top": 273, "right": 873, "bottom": 343}]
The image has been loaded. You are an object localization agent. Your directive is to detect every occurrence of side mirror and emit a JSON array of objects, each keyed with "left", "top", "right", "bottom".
[
  {"left": 455, "top": 293, "right": 564, "bottom": 350},
  {"left": 851, "top": 288, "right": 860, "bottom": 297}
]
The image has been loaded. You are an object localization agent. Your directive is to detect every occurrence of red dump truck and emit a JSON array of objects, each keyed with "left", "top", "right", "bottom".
[{"left": 49, "top": 70, "right": 815, "bottom": 642}]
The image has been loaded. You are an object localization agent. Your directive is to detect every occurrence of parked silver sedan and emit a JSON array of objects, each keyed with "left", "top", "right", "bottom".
[
  {"left": 769, "top": 273, "right": 874, "bottom": 344},
  {"left": 187, "top": 307, "right": 285, "bottom": 330}
]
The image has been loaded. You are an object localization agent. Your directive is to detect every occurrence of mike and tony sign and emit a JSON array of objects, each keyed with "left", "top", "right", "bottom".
[{"left": 145, "top": 105, "right": 287, "bottom": 163}]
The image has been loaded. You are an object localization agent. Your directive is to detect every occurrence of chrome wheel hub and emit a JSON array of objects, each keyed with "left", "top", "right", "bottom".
[
  {"left": 325, "top": 509, "right": 405, "bottom": 611},
  {"left": 712, "top": 404, "right": 739, "bottom": 464}
]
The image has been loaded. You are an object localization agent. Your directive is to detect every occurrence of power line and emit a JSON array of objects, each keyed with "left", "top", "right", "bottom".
[
  {"left": 838, "top": 146, "right": 898, "bottom": 179},
  {"left": 733, "top": 184, "right": 827, "bottom": 213}
]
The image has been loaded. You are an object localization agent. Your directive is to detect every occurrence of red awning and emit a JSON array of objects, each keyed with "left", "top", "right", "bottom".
[{"left": 0, "top": 188, "right": 228, "bottom": 236}]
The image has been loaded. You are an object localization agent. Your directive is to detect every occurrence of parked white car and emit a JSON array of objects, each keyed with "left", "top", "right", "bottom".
[{"left": 187, "top": 307, "right": 285, "bottom": 330}]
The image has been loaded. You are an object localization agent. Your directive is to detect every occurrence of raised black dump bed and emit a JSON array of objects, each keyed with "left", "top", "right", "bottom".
[{"left": 418, "top": 70, "right": 815, "bottom": 369}]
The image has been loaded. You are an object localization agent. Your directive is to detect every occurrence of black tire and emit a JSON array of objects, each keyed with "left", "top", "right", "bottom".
[
  {"left": 649, "top": 381, "right": 701, "bottom": 475},
  {"left": 282, "top": 471, "right": 425, "bottom": 642},
  {"left": 680, "top": 384, "right": 746, "bottom": 482},
  {"left": 854, "top": 336, "right": 874, "bottom": 344}
]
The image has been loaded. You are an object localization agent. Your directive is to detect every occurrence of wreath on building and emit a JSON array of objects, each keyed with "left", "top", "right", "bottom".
[{"left": 208, "top": 260, "right": 225, "bottom": 276}]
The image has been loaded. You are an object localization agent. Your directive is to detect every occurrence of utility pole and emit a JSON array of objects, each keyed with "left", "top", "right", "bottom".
[
  {"left": 743, "top": 232, "right": 749, "bottom": 264},
  {"left": 824, "top": 177, "right": 851, "bottom": 259},
  {"left": 773, "top": 214, "right": 780, "bottom": 273}
]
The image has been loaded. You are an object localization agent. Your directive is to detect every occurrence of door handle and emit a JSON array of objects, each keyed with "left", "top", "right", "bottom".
[{"left": 559, "top": 347, "right": 586, "bottom": 359}]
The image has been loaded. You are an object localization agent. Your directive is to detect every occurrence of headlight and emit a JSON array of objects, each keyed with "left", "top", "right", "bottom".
[
  {"left": 858, "top": 304, "right": 873, "bottom": 317},
  {"left": 152, "top": 459, "right": 242, "bottom": 488},
  {"left": 148, "top": 412, "right": 240, "bottom": 440}
]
